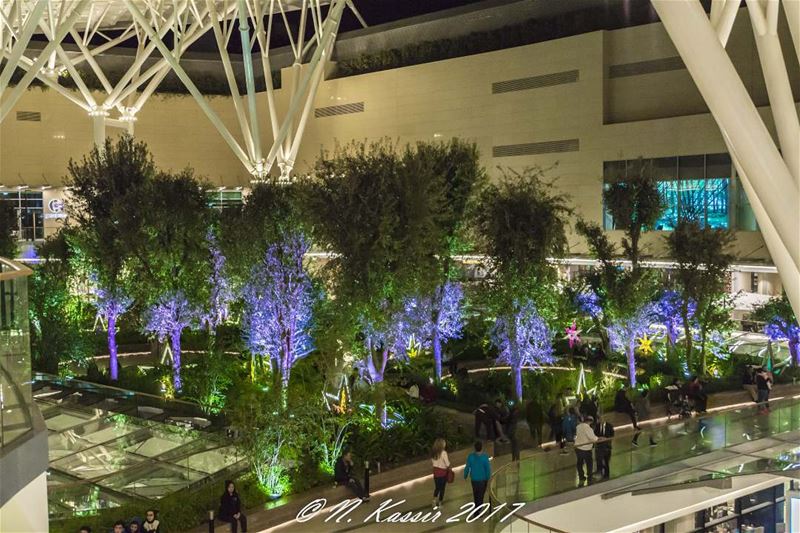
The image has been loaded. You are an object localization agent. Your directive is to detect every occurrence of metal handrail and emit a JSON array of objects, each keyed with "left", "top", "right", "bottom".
[{"left": 0, "top": 256, "right": 32, "bottom": 281}]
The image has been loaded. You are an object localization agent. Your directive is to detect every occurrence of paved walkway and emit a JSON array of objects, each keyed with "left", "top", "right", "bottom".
[{"left": 197, "top": 382, "right": 800, "bottom": 533}]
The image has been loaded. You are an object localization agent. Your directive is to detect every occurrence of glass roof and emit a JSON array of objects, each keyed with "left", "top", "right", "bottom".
[{"left": 34, "top": 388, "right": 246, "bottom": 519}]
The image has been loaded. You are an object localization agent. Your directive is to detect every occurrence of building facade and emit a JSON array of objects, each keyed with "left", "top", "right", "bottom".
[{"left": 1, "top": 12, "right": 797, "bottom": 295}]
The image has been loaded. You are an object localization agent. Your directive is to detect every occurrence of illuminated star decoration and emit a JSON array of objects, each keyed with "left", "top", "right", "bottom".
[
  {"left": 565, "top": 321, "right": 582, "bottom": 349},
  {"left": 638, "top": 335, "right": 654, "bottom": 356}
]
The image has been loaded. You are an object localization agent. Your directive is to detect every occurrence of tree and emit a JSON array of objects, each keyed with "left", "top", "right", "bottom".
[
  {"left": 28, "top": 232, "right": 92, "bottom": 373},
  {"left": 125, "top": 170, "right": 211, "bottom": 390},
  {"left": 201, "top": 230, "right": 233, "bottom": 332},
  {"left": 67, "top": 135, "right": 154, "bottom": 380},
  {"left": 608, "top": 302, "right": 658, "bottom": 385},
  {"left": 473, "top": 167, "right": 570, "bottom": 399},
  {"left": 491, "top": 300, "right": 555, "bottom": 400},
  {"left": 0, "top": 201, "right": 17, "bottom": 259},
  {"left": 307, "top": 140, "right": 443, "bottom": 423},
  {"left": 666, "top": 220, "right": 735, "bottom": 375},
  {"left": 752, "top": 294, "right": 800, "bottom": 366},
  {"left": 242, "top": 233, "right": 317, "bottom": 406},
  {"left": 654, "top": 290, "right": 696, "bottom": 370},
  {"left": 408, "top": 282, "right": 466, "bottom": 380},
  {"left": 603, "top": 160, "right": 663, "bottom": 270},
  {"left": 402, "top": 140, "right": 484, "bottom": 381},
  {"left": 143, "top": 292, "right": 196, "bottom": 390}
]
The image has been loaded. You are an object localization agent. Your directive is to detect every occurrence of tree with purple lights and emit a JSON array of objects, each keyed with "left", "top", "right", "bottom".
[
  {"left": 402, "top": 282, "right": 465, "bottom": 382},
  {"left": 491, "top": 300, "right": 555, "bottom": 400},
  {"left": 202, "top": 230, "right": 233, "bottom": 332},
  {"left": 666, "top": 220, "right": 735, "bottom": 374},
  {"left": 752, "top": 294, "right": 800, "bottom": 366},
  {"left": 473, "top": 167, "right": 570, "bottom": 398},
  {"left": 144, "top": 292, "right": 197, "bottom": 390},
  {"left": 608, "top": 302, "right": 658, "bottom": 386},
  {"left": 308, "top": 140, "right": 475, "bottom": 423},
  {"left": 95, "top": 286, "right": 132, "bottom": 381},
  {"left": 67, "top": 136, "right": 154, "bottom": 381},
  {"left": 242, "top": 234, "right": 316, "bottom": 406}
]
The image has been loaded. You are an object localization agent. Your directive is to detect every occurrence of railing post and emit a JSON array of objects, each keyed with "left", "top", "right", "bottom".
[
  {"left": 364, "top": 460, "right": 370, "bottom": 500},
  {"left": 208, "top": 510, "right": 214, "bottom": 532}
]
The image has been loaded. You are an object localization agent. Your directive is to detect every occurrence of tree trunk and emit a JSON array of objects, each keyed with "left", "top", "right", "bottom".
[
  {"left": 280, "top": 365, "right": 290, "bottom": 409},
  {"left": 700, "top": 325, "right": 708, "bottom": 376},
  {"left": 627, "top": 341, "right": 637, "bottom": 386},
  {"left": 790, "top": 339, "right": 799, "bottom": 367},
  {"left": 108, "top": 314, "right": 119, "bottom": 381},
  {"left": 682, "top": 309, "right": 693, "bottom": 373},
  {"left": 433, "top": 329, "right": 442, "bottom": 383},
  {"left": 513, "top": 364, "right": 523, "bottom": 401},
  {"left": 170, "top": 329, "right": 182, "bottom": 391}
]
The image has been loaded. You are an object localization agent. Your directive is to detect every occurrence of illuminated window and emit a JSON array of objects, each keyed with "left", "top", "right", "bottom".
[
  {"left": 602, "top": 153, "right": 751, "bottom": 231},
  {"left": 0, "top": 190, "right": 44, "bottom": 240},
  {"left": 206, "top": 190, "right": 243, "bottom": 210}
]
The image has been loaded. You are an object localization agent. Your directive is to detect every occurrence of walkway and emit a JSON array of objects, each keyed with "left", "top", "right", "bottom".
[{"left": 198, "top": 383, "right": 800, "bottom": 533}]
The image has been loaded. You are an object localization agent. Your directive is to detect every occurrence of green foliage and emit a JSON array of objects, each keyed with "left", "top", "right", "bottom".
[
  {"left": 220, "top": 179, "right": 309, "bottom": 285},
  {"left": 124, "top": 169, "right": 211, "bottom": 307},
  {"left": 345, "top": 400, "right": 469, "bottom": 469},
  {"left": 52, "top": 472, "right": 268, "bottom": 533},
  {"left": 751, "top": 293, "right": 797, "bottom": 327},
  {"left": 335, "top": 8, "right": 606, "bottom": 78},
  {"left": 0, "top": 201, "right": 16, "bottom": 258},
  {"left": 181, "top": 347, "right": 236, "bottom": 414},
  {"left": 666, "top": 220, "right": 735, "bottom": 374},
  {"left": 29, "top": 232, "right": 93, "bottom": 373},
  {"left": 67, "top": 135, "right": 155, "bottom": 296},
  {"left": 603, "top": 160, "right": 664, "bottom": 269}
]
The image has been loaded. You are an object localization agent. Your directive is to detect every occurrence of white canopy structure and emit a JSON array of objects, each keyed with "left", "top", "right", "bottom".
[
  {"left": 651, "top": 0, "right": 800, "bottom": 318},
  {"left": 0, "top": 0, "right": 366, "bottom": 179}
]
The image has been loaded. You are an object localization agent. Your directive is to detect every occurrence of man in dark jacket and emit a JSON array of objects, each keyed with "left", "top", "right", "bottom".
[
  {"left": 334, "top": 450, "right": 367, "bottom": 500},
  {"left": 474, "top": 403, "right": 497, "bottom": 440},
  {"left": 594, "top": 417, "right": 615, "bottom": 479},
  {"left": 614, "top": 386, "right": 639, "bottom": 429},
  {"left": 219, "top": 481, "right": 247, "bottom": 533}
]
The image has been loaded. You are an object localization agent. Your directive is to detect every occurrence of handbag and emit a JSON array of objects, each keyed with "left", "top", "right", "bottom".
[{"left": 446, "top": 468, "right": 455, "bottom": 483}]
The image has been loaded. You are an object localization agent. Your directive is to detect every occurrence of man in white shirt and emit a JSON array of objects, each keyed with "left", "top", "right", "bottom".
[{"left": 574, "top": 415, "right": 599, "bottom": 486}]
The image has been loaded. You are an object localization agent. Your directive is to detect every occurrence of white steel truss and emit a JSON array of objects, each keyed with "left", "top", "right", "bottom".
[
  {"left": 651, "top": 0, "right": 800, "bottom": 318},
  {"left": 124, "top": 0, "right": 361, "bottom": 180}
]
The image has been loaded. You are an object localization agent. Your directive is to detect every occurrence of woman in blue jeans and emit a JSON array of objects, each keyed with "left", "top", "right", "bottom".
[{"left": 464, "top": 440, "right": 491, "bottom": 506}]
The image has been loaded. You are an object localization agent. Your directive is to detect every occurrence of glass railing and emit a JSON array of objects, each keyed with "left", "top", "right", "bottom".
[
  {"left": 490, "top": 393, "right": 800, "bottom": 530},
  {"left": 0, "top": 257, "right": 34, "bottom": 449}
]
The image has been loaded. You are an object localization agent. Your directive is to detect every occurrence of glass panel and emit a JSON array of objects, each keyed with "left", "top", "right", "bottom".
[
  {"left": 705, "top": 178, "right": 729, "bottom": 229},
  {"left": 679, "top": 179, "right": 706, "bottom": 223},
  {"left": 656, "top": 180, "right": 679, "bottom": 230}
]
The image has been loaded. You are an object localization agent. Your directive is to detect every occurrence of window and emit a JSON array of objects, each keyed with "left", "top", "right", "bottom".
[
  {"left": 602, "top": 153, "right": 752, "bottom": 231},
  {"left": 0, "top": 190, "right": 44, "bottom": 240},
  {"left": 206, "top": 189, "right": 243, "bottom": 210}
]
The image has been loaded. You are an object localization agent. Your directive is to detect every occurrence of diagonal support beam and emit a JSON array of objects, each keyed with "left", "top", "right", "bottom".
[
  {"left": 651, "top": 0, "right": 800, "bottom": 317},
  {"left": 0, "top": 0, "right": 89, "bottom": 123},
  {"left": 0, "top": 0, "right": 46, "bottom": 99},
  {"left": 123, "top": 0, "right": 253, "bottom": 173}
]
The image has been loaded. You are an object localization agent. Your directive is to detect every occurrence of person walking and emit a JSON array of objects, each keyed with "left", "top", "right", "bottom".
[
  {"left": 464, "top": 440, "right": 491, "bottom": 506},
  {"left": 594, "top": 417, "right": 614, "bottom": 479},
  {"left": 548, "top": 394, "right": 565, "bottom": 451},
  {"left": 431, "top": 438, "right": 451, "bottom": 509},
  {"left": 334, "top": 450, "right": 367, "bottom": 500},
  {"left": 615, "top": 386, "right": 640, "bottom": 429},
  {"left": 756, "top": 367, "right": 773, "bottom": 413},
  {"left": 742, "top": 365, "right": 758, "bottom": 402},
  {"left": 561, "top": 407, "right": 578, "bottom": 454},
  {"left": 525, "top": 396, "right": 545, "bottom": 447},
  {"left": 574, "top": 415, "right": 598, "bottom": 486},
  {"left": 474, "top": 403, "right": 496, "bottom": 440},
  {"left": 632, "top": 389, "right": 657, "bottom": 447},
  {"left": 219, "top": 481, "right": 247, "bottom": 533}
]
